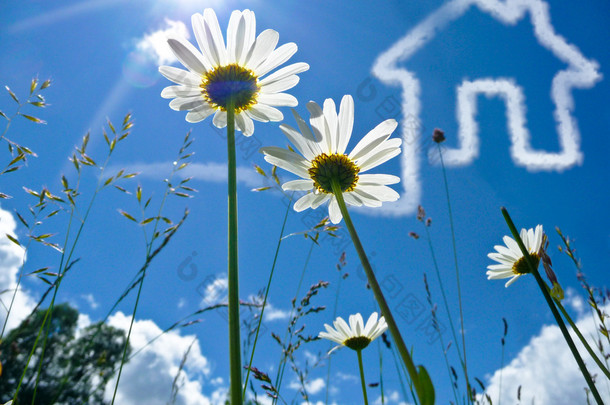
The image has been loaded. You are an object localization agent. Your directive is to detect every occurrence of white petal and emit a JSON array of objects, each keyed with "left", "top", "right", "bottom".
[
  {"left": 363, "top": 313, "right": 379, "bottom": 336},
  {"left": 505, "top": 275, "right": 521, "bottom": 287},
  {"left": 255, "top": 43, "right": 298, "bottom": 77},
  {"left": 353, "top": 189, "right": 383, "bottom": 207},
  {"left": 169, "top": 96, "right": 206, "bottom": 111},
  {"left": 261, "top": 146, "right": 310, "bottom": 178},
  {"left": 282, "top": 179, "right": 314, "bottom": 191},
  {"left": 167, "top": 38, "right": 208, "bottom": 75},
  {"left": 186, "top": 104, "right": 216, "bottom": 123},
  {"left": 159, "top": 66, "right": 202, "bottom": 87},
  {"left": 294, "top": 193, "right": 317, "bottom": 212},
  {"left": 358, "top": 174, "right": 400, "bottom": 185},
  {"left": 358, "top": 185, "right": 400, "bottom": 202},
  {"left": 323, "top": 98, "right": 339, "bottom": 154},
  {"left": 279, "top": 123, "right": 317, "bottom": 160},
  {"left": 337, "top": 95, "right": 354, "bottom": 154},
  {"left": 239, "top": 10, "right": 256, "bottom": 65},
  {"left": 202, "top": 9, "right": 228, "bottom": 65},
  {"left": 343, "top": 192, "right": 363, "bottom": 207},
  {"left": 213, "top": 110, "right": 227, "bottom": 128},
  {"left": 291, "top": 109, "right": 322, "bottom": 147},
  {"left": 226, "top": 10, "right": 241, "bottom": 63},
  {"left": 245, "top": 29, "right": 279, "bottom": 70},
  {"left": 161, "top": 85, "right": 202, "bottom": 99},
  {"left": 190, "top": 13, "right": 215, "bottom": 70},
  {"left": 258, "top": 93, "right": 298, "bottom": 107},
  {"left": 306, "top": 101, "right": 330, "bottom": 153},
  {"left": 310, "top": 193, "right": 330, "bottom": 209},
  {"left": 328, "top": 197, "right": 343, "bottom": 224},
  {"left": 349, "top": 119, "right": 398, "bottom": 162},
  {"left": 241, "top": 113, "right": 255, "bottom": 136},
  {"left": 259, "top": 62, "right": 309, "bottom": 86},
  {"left": 260, "top": 75, "right": 300, "bottom": 94},
  {"left": 357, "top": 142, "right": 401, "bottom": 172},
  {"left": 249, "top": 104, "right": 283, "bottom": 122}
]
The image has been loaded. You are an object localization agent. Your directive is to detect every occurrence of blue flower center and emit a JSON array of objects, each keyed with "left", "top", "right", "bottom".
[{"left": 201, "top": 64, "right": 259, "bottom": 112}]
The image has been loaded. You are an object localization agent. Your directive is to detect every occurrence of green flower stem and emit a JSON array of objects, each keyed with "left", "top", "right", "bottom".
[
  {"left": 501, "top": 207, "right": 603, "bottom": 405},
  {"left": 357, "top": 349, "right": 369, "bottom": 405},
  {"left": 227, "top": 101, "right": 243, "bottom": 405},
  {"left": 330, "top": 180, "right": 424, "bottom": 403}
]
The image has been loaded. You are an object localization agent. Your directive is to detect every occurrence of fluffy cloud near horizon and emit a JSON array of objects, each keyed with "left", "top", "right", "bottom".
[
  {"left": 0, "top": 207, "right": 37, "bottom": 332},
  {"left": 482, "top": 300, "right": 610, "bottom": 404},
  {"left": 105, "top": 311, "right": 224, "bottom": 405}
]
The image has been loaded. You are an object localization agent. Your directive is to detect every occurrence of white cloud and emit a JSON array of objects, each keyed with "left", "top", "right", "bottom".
[
  {"left": 81, "top": 292, "right": 99, "bottom": 309},
  {"left": 289, "top": 377, "right": 325, "bottom": 395},
  {"left": 105, "top": 311, "right": 221, "bottom": 405},
  {"left": 482, "top": 304, "right": 610, "bottom": 404},
  {"left": 111, "top": 161, "right": 264, "bottom": 189},
  {"left": 372, "top": 0, "right": 602, "bottom": 215},
  {"left": 263, "top": 303, "right": 290, "bottom": 322},
  {"left": 374, "top": 389, "right": 411, "bottom": 405},
  {"left": 0, "top": 207, "right": 37, "bottom": 332},
  {"left": 199, "top": 275, "right": 228, "bottom": 307},
  {"left": 134, "top": 18, "right": 189, "bottom": 66}
]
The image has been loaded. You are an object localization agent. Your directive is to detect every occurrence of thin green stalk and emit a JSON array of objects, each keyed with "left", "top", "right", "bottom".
[
  {"left": 553, "top": 293, "right": 610, "bottom": 380},
  {"left": 273, "top": 241, "right": 315, "bottom": 404},
  {"left": 378, "top": 340, "right": 385, "bottom": 405},
  {"left": 437, "top": 144, "right": 470, "bottom": 401},
  {"left": 243, "top": 196, "right": 293, "bottom": 397},
  {"left": 501, "top": 207, "right": 603, "bottom": 405},
  {"left": 226, "top": 100, "right": 242, "bottom": 405},
  {"left": 326, "top": 269, "right": 345, "bottom": 404},
  {"left": 330, "top": 180, "right": 426, "bottom": 403},
  {"left": 357, "top": 349, "right": 369, "bottom": 405}
]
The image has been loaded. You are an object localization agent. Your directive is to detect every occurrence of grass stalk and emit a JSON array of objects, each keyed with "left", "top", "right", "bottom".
[{"left": 357, "top": 349, "right": 369, "bottom": 405}]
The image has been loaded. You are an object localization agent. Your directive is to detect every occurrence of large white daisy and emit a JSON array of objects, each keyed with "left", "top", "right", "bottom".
[
  {"left": 159, "top": 9, "right": 309, "bottom": 136},
  {"left": 319, "top": 312, "right": 388, "bottom": 353},
  {"left": 487, "top": 225, "right": 544, "bottom": 287},
  {"left": 260, "top": 94, "right": 401, "bottom": 224}
]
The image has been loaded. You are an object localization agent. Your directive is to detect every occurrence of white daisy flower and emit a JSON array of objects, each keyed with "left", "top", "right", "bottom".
[
  {"left": 260, "top": 94, "right": 401, "bottom": 224},
  {"left": 159, "top": 9, "right": 309, "bottom": 136},
  {"left": 487, "top": 225, "right": 544, "bottom": 287},
  {"left": 319, "top": 312, "right": 387, "bottom": 353}
]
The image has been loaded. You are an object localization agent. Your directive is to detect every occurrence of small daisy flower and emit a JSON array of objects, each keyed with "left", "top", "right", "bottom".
[
  {"left": 159, "top": 9, "right": 309, "bottom": 136},
  {"left": 319, "top": 312, "right": 388, "bottom": 353},
  {"left": 487, "top": 225, "right": 544, "bottom": 287},
  {"left": 261, "top": 95, "right": 401, "bottom": 223}
]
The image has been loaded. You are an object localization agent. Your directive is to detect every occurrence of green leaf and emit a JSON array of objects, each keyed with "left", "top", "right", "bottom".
[
  {"left": 118, "top": 209, "right": 137, "bottom": 222},
  {"left": 251, "top": 187, "right": 271, "bottom": 192},
  {"left": 30, "top": 267, "right": 50, "bottom": 275},
  {"left": 123, "top": 172, "right": 138, "bottom": 179},
  {"left": 136, "top": 185, "right": 142, "bottom": 203},
  {"left": 0, "top": 192, "right": 12, "bottom": 199},
  {"left": 5, "top": 86, "right": 19, "bottom": 103},
  {"left": 28, "top": 101, "right": 46, "bottom": 107},
  {"left": 114, "top": 185, "right": 131, "bottom": 194},
  {"left": 40, "top": 79, "right": 51, "bottom": 89},
  {"left": 0, "top": 110, "right": 7, "bottom": 119},
  {"left": 417, "top": 365, "right": 435, "bottom": 405},
  {"left": 254, "top": 165, "right": 266, "bottom": 177},
  {"left": 6, "top": 233, "right": 21, "bottom": 247},
  {"left": 174, "top": 192, "right": 191, "bottom": 198},
  {"left": 20, "top": 113, "right": 46, "bottom": 124}
]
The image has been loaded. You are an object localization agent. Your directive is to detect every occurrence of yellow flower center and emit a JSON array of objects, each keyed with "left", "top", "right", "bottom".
[
  {"left": 308, "top": 153, "right": 360, "bottom": 194},
  {"left": 200, "top": 64, "right": 259, "bottom": 112},
  {"left": 512, "top": 253, "right": 540, "bottom": 275},
  {"left": 343, "top": 336, "right": 371, "bottom": 351}
]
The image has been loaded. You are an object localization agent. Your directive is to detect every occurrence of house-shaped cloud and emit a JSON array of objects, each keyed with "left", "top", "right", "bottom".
[{"left": 372, "top": 0, "right": 601, "bottom": 216}]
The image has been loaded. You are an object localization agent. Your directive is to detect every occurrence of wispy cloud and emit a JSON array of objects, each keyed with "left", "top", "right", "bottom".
[
  {"left": 113, "top": 161, "right": 264, "bottom": 189},
  {"left": 289, "top": 377, "right": 325, "bottom": 395}
]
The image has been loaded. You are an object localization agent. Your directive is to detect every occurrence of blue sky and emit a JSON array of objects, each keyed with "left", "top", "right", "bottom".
[{"left": 1, "top": 1, "right": 609, "bottom": 404}]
